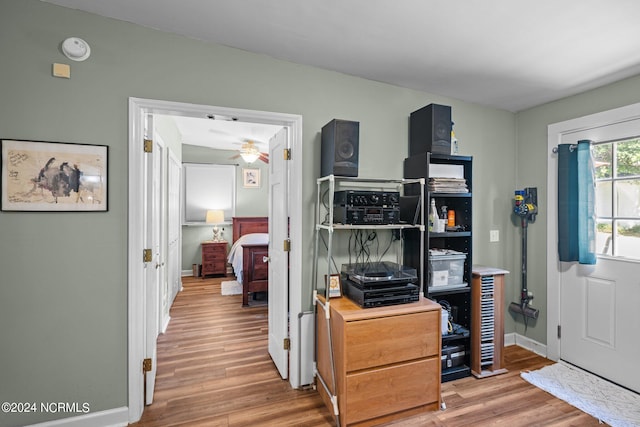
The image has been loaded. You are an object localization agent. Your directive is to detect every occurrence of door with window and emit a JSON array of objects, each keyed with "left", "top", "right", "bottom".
[{"left": 551, "top": 112, "right": 640, "bottom": 393}]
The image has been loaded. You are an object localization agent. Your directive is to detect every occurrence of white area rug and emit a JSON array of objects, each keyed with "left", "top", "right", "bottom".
[
  {"left": 521, "top": 362, "right": 640, "bottom": 427},
  {"left": 221, "top": 280, "right": 242, "bottom": 296}
]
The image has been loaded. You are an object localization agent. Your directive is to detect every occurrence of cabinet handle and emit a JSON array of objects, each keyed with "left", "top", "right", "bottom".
[{"left": 263, "top": 256, "right": 270, "bottom": 263}]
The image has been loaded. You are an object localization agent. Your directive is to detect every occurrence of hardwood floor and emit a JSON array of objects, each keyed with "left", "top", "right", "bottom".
[{"left": 130, "top": 276, "right": 601, "bottom": 427}]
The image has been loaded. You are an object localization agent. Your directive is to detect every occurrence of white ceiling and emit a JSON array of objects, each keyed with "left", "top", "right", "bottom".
[
  {"left": 165, "top": 115, "right": 282, "bottom": 152},
  {"left": 42, "top": 0, "right": 640, "bottom": 113}
]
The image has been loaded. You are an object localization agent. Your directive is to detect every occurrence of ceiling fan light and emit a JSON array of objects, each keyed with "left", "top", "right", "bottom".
[{"left": 240, "top": 151, "right": 260, "bottom": 163}]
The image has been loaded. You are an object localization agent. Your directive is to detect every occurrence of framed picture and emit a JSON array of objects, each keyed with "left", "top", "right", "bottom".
[
  {"left": 1, "top": 139, "right": 108, "bottom": 212},
  {"left": 242, "top": 168, "right": 260, "bottom": 188},
  {"left": 326, "top": 274, "right": 342, "bottom": 298}
]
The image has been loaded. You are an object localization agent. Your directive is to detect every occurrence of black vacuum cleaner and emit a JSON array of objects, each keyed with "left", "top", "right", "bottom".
[{"left": 510, "top": 188, "right": 540, "bottom": 324}]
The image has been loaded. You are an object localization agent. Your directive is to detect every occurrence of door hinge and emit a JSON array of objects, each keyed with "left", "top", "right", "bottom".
[
  {"left": 143, "top": 248, "right": 152, "bottom": 263},
  {"left": 283, "top": 239, "right": 290, "bottom": 252},
  {"left": 144, "top": 139, "right": 153, "bottom": 153},
  {"left": 284, "top": 148, "right": 291, "bottom": 160},
  {"left": 283, "top": 337, "right": 290, "bottom": 350},
  {"left": 557, "top": 325, "right": 561, "bottom": 339},
  {"left": 142, "top": 358, "right": 152, "bottom": 373}
]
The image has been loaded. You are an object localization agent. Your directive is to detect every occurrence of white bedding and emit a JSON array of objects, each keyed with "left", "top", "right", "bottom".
[{"left": 227, "top": 233, "right": 269, "bottom": 284}]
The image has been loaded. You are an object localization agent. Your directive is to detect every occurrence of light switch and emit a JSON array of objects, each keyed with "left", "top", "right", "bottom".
[
  {"left": 490, "top": 229, "right": 500, "bottom": 242},
  {"left": 52, "top": 63, "right": 70, "bottom": 79}
]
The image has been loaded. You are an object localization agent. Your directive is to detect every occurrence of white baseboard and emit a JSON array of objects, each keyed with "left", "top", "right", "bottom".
[
  {"left": 26, "top": 406, "right": 128, "bottom": 427},
  {"left": 505, "top": 332, "right": 548, "bottom": 358},
  {"left": 181, "top": 269, "right": 193, "bottom": 277}
]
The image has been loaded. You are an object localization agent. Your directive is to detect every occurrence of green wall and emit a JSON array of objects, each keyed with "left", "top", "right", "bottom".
[{"left": 10, "top": 0, "right": 636, "bottom": 424}]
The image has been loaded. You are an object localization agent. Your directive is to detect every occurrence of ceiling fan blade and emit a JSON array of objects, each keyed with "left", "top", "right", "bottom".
[
  {"left": 229, "top": 154, "right": 241, "bottom": 159},
  {"left": 259, "top": 153, "right": 269, "bottom": 164}
]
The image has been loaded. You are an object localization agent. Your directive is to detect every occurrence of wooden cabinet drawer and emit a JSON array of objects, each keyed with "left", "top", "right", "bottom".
[
  {"left": 345, "top": 357, "right": 439, "bottom": 424},
  {"left": 203, "top": 251, "right": 226, "bottom": 261},
  {"left": 203, "top": 261, "right": 225, "bottom": 271},
  {"left": 202, "top": 245, "right": 225, "bottom": 255},
  {"left": 344, "top": 310, "right": 440, "bottom": 372}
]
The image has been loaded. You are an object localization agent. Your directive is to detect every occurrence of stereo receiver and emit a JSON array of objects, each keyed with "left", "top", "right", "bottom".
[
  {"left": 334, "top": 190, "right": 400, "bottom": 207},
  {"left": 333, "top": 205, "right": 400, "bottom": 225}
]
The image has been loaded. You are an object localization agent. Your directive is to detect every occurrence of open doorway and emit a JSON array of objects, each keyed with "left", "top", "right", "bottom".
[
  {"left": 127, "top": 97, "right": 305, "bottom": 423},
  {"left": 167, "top": 114, "right": 280, "bottom": 280}
]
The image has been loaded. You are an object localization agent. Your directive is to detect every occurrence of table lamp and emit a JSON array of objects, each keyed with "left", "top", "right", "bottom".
[{"left": 205, "top": 210, "right": 225, "bottom": 242}]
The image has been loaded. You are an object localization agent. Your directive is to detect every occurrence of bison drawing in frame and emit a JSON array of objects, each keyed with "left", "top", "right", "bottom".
[{"left": 1, "top": 139, "right": 108, "bottom": 212}]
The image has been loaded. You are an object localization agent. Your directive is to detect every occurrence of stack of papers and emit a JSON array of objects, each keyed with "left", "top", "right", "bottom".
[
  {"left": 429, "top": 248, "right": 465, "bottom": 257},
  {"left": 428, "top": 177, "right": 468, "bottom": 193}
]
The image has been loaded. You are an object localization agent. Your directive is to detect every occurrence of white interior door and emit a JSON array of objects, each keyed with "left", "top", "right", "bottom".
[
  {"left": 268, "top": 127, "right": 289, "bottom": 379},
  {"left": 143, "top": 115, "right": 162, "bottom": 405},
  {"left": 550, "top": 111, "right": 640, "bottom": 394},
  {"left": 167, "top": 149, "right": 182, "bottom": 305}
]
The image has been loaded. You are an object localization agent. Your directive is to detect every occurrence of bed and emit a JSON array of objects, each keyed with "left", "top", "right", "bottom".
[{"left": 228, "top": 217, "right": 269, "bottom": 306}]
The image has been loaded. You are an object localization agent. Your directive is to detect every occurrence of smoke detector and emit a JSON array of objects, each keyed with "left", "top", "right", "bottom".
[{"left": 61, "top": 37, "right": 91, "bottom": 61}]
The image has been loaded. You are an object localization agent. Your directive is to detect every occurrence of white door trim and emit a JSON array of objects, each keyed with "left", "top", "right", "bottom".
[
  {"left": 546, "top": 101, "right": 640, "bottom": 362},
  {"left": 127, "top": 97, "right": 303, "bottom": 423}
]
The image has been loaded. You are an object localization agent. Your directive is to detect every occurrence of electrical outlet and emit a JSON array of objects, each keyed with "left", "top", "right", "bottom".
[{"left": 490, "top": 229, "right": 499, "bottom": 242}]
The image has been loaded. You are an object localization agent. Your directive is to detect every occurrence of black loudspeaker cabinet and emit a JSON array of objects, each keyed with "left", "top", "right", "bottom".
[
  {"left": 321, "top": 119, "right": 359, "bottom": 177},
  {"left": 409, "top": 104, "right": 451, "bottom": 156}
]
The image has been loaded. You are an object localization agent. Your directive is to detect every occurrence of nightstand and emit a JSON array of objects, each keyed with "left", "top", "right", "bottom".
[{"left": 201, "top": 241, "right": 228, "bottom": 278}]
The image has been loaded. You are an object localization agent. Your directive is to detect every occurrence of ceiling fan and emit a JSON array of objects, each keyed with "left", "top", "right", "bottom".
[{"left": 230, "top": 140, "right": 269, "bottom": 164}]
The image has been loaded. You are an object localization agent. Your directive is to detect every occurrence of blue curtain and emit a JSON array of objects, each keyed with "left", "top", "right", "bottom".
[{"left": 557, "top": 140, "right": 596, "bottom": 264}]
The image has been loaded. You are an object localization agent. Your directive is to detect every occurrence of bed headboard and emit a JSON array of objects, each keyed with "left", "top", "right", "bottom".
[{"left": 232, "top": 217, "right": 268, "bottom": 242}]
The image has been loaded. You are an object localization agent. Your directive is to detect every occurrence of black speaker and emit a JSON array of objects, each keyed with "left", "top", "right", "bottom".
[
  {"left": 409, "top": 104, "right": 451, "bottom": 156},
  {"left": 321, "top": 119, "right": 359, "bottom": 177}
]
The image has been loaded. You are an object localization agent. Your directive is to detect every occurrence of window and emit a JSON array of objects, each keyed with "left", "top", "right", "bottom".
[
  {"left": 182, "top": 163, "right": 236, "bottom": 224},
  {"left": 593, "top": 138, "right": 640, "bottom": 259}
]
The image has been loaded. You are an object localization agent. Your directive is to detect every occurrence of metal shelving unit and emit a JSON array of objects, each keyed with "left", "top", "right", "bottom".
[{"left": 312, "top": 175, "right": 425, "bottom": 427}]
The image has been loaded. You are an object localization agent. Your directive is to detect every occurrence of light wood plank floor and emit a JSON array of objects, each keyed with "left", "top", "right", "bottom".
[{"left": 130, "top": 276, "right": 601, "bottom": 427}]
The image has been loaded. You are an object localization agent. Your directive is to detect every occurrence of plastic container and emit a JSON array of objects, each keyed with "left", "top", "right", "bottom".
[{"left": 429, "top": 253, "right": 466, "bottom": 287}]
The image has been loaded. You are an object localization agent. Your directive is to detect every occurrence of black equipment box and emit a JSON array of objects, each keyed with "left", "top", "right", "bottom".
[
  {"left": 441, "top": 345, "right": 466, "bottom": 370},
  {"left": 342, "top": 261, "right": 417, "bottom": 287},
  {"left": 334, "top": 190, "right": 400, "bottom": 207},
  {"left": 333, "top": 205, "right": 400, "bottom": 225},
  {"left": 343, "top": 279, "right": 419, "bottom": 308},
  {"left": 340, "top": 262, "right": 419, "bottom": 308}
]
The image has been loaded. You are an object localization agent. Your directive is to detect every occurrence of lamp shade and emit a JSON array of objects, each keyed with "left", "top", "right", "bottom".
[
  {"left": 205, "top": 210, "right": 225, "bottom": 224},
  {"left": 240, "top": 151, "right": 260, "bottom": 163}
]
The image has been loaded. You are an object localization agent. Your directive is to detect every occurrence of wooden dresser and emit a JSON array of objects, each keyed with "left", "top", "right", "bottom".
[
  {"left": 201, "top": 241, "right": 228, "bottom": 278},
  {"left": 316, "top": 296, "right": 441, "bottom": 426}
]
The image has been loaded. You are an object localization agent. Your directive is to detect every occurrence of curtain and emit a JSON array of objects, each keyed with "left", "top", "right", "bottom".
[{"left": 557, "top": 140, "right": 596, "bottom": 264}]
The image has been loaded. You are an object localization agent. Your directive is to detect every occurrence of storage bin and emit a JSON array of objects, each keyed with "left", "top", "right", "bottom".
[{"left": 429, "top": 253, "right": 466, "bottom": 287}]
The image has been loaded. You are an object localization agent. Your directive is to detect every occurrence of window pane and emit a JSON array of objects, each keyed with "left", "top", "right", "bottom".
[
  {"left": 615, "top": 220, "right": 640, "bottom": 259},
  {"left": 616, "top": 139, "right": 640, "bottom": 178},
  {"left": 596, "top": 220, "right": 613, "bottom": 256},
  {"left": 593, "top": 143, "right": 612, "bottom": 179},
  {"left": 615, "top": 180, "right": 640, "bottom": 218},
  {"left": 596, "top": 181, "right": 612, "bottom": 217}
]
